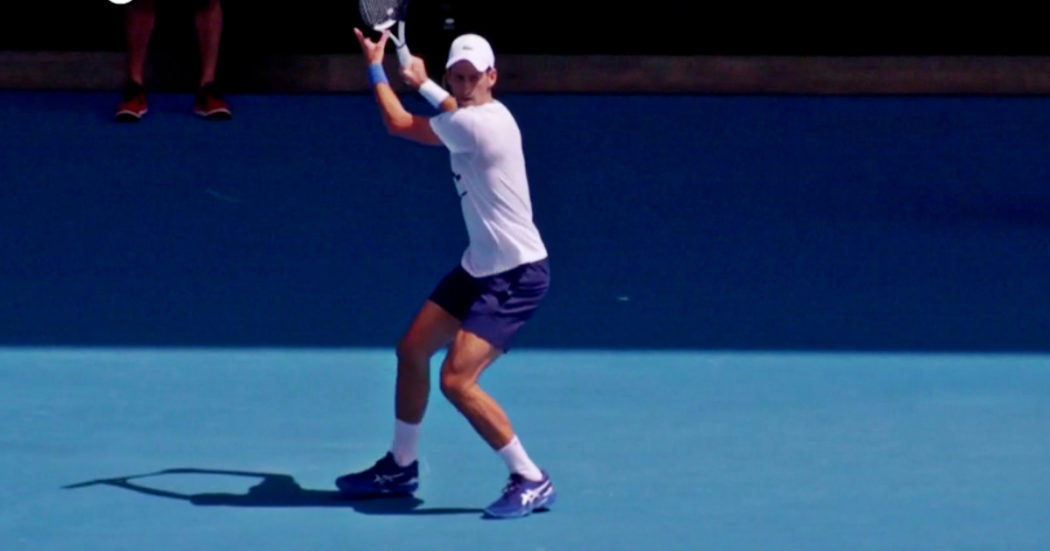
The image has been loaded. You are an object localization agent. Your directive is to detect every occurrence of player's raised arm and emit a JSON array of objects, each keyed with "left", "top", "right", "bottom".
[
  {"left": 400, "top": 56, "right": 457, "bottom": 113},
  {"left": 353, "top": 28, "right": 442, "bottom": 146}
]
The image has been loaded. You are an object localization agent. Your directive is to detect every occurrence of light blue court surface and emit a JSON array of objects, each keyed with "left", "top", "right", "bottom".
[{"left": 3, "top": 348, "right": 1050, "bottom": 551}]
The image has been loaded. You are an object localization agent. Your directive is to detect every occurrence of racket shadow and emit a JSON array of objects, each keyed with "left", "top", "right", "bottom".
[{"left": 62, "top": 468, "right": 483, "bottom": 516}]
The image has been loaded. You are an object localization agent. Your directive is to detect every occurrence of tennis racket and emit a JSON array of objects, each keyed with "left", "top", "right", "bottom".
[{"left": 359, "top": 0, "right": 412, "bottom": 68}]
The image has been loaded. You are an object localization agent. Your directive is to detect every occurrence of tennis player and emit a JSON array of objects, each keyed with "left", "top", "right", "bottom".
[{"left": 335, "top": 30, "right": 555, "bottom": 519}]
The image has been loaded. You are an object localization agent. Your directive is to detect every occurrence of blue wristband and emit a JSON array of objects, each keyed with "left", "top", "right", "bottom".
[{"left": 368, "top": 64, "right": 389, "bottom": 87}]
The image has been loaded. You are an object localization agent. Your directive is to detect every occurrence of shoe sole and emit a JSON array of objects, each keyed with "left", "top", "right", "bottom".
[
  {"left": 195, "top": 109, "right": 232, "bottom": 120},
  {"left": 115, "top": 108, "right": 147, "bottom": 122},
  {"left": 483, "top": 490, "right": 556, "bottom": 519},
  {"left": 335, "top": 479, "right": 418, "bottom": 498},
  {"left": 336, "top": 487, "right": 416, "bottom": 499}
]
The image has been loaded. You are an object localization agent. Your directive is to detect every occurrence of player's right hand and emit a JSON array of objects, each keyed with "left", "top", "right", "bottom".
[{"left": 400, "top": 55, "right": 429, "bottom": 89}]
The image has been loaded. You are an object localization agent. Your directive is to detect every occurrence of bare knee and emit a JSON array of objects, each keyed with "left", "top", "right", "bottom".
[
  {"left": 439, "top": 366, "right": 472, "bottom": 403},
  {"left": 396, "top": 334, "right": 430, "bottom": 365}
]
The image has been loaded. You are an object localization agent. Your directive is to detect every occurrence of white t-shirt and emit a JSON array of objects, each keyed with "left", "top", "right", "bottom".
[{"left": 430, "top": 101, "right": 548, "bottom": 277}]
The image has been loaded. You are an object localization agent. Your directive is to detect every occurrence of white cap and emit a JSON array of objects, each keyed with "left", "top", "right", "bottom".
[{"left": 445, "top": 34, "right": 495, "bottom": 72}]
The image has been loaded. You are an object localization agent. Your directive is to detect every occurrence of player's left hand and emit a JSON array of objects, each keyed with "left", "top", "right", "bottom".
[{"left": 353, "top": 28, "right": 390, "bottom": 66}]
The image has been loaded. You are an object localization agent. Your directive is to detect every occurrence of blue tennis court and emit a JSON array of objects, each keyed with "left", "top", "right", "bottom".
[{"left": 3, "top": 90, "right": 1050, "bottom": 550}]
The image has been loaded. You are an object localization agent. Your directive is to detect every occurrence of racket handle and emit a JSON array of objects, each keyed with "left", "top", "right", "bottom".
[{"left": 396, "top": 42, "right": 412, "bottom": 68}]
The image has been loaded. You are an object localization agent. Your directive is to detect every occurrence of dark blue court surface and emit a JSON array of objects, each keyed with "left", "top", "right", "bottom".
[
  {"left": 2, "top": 90, "right": 1050, "bottom": 549},
  {"left": 2, "top": 90, "right": 1050, "bottom": 350}
]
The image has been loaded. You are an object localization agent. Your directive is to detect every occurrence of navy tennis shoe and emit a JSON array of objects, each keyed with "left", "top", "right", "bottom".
[
  {"left": 335, "top": 452, "right": 418, "bottom": 497},
  {"left": 483, "top": 471, "right": 556, "bottom": 519}
]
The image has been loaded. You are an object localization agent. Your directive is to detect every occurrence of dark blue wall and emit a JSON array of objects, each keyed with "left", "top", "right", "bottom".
[{"left": 3, "top": 90, "right": 1049, "bottom": 351}]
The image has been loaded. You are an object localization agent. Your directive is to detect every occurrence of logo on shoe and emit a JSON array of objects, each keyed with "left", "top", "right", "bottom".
[
  {"left": 519, "top": 481, "right": 552, "bottom": 506},
  {"left": 374, "top": 472, "right": 406, "bottom": 484}
]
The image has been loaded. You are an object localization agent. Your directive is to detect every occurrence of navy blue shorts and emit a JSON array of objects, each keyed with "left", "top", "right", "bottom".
[{"left": 428, "top": 258, "right": 550, "bottom": 351}]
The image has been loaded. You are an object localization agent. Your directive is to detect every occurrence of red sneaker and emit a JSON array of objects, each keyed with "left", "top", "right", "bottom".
[
  {"left": 193, "top": 83, "right": 232, "bottom": 120},
  {"left": 115, "top": 81, "right": 147, "bottom": 122}
]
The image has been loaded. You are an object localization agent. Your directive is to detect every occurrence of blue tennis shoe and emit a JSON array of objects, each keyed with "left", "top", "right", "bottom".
[
  {"left": 335, "top": 452, "right": 418, "bottom": 497},
  {"left": 483, "top": 471, "right": 556, "bottom": 519}
]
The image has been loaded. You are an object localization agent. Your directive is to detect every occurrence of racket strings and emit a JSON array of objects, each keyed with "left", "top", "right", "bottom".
[{"left": 359, "top": 0, "right": 406, "bottom": 29}]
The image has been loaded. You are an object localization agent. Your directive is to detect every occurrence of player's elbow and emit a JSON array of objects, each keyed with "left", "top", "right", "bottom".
[
  {"left": 381, "top": 113, "right": 440, "bottom": 146},
  {"left": 382, "top": 117, "right": 412, "bottom": 138},
  {"left": 384, "top": 121, "right": 412, "bottom": 137}
]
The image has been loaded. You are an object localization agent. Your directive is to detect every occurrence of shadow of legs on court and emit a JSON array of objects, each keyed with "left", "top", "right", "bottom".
[{"left": 63, "top": 468, "right": 483, "bottom": 516}]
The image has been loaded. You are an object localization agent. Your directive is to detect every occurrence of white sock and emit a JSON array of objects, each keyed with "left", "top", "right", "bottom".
[
  {"left": 390, "top": 419, "right": 420, "bottom": 467},
  {"left": 497, "top": 435, "right": 543, "bottom": 481}
]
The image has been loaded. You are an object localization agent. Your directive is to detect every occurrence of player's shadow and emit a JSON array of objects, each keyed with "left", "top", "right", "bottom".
[{"left": 63, "top": 468, "right": 483, "bottom": 516}]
